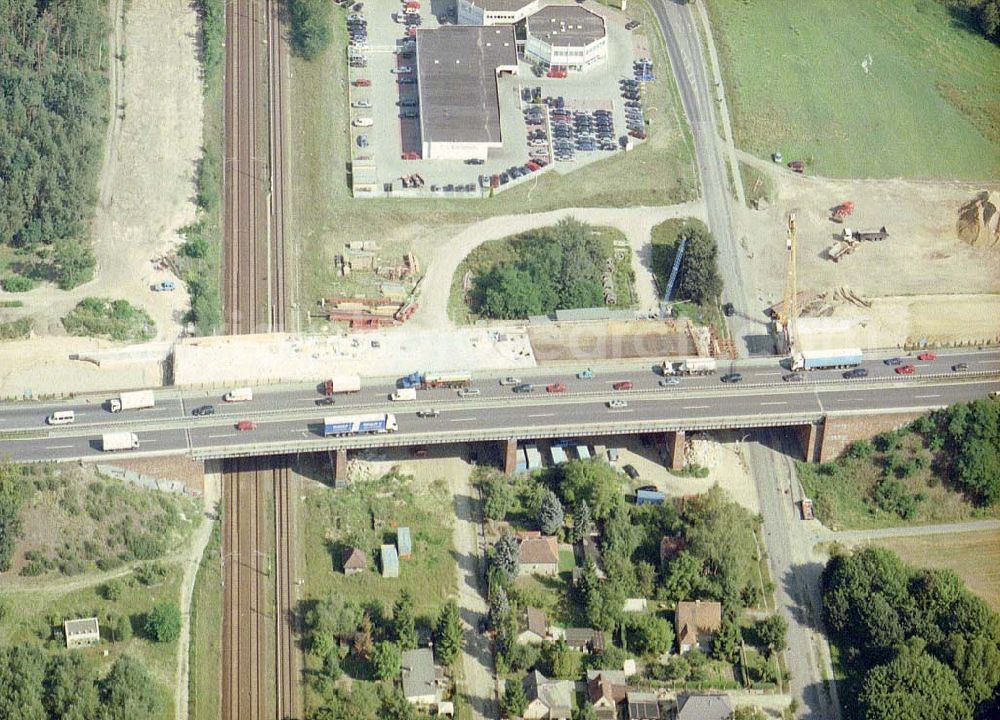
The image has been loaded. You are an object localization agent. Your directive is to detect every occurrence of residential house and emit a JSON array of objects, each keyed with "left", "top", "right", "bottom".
[
  {"left": 522, "top": 670, "right": 573, "bottom": 719},
  {"left": 398, "top": 527, "right": 412, "bottom": 558},
  {"left": 564, "top": 627, "right": 606, "bottom": 653},
  {"left": 626, "top": 691, "right": 661, "bottom": 720},
  {"left": 63, "top": 617, "right": 100, "bottom": 649},
  {"left": 343, "top": 547, "right": 367, "bottom": 575},
  {"left": 586, "top": 670, "right": 627, "bottom": 720},
  {"left": 381, "top": 544, "right": 400, "bottom": 578},
  {"left": 675, "top": 600, "right": 722, "bottom": 654},
  {"left": 518, "top": 535, "right": 559, "bottom": 576},
  {"left": 517, "top": 607, "right": 549, "bottom": 645},
  {"left": 675, "top": 693, "right": 733, "bottom": 720},
  {"left": 400, "top": 647, "right": 445, "bottom": 707}
]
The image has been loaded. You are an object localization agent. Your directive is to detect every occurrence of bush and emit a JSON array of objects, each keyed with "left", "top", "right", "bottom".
[
  {"left": 62, "top": 298, "right": 156, "bottom": 342},
  {"left": 145, "top": 601, "right": 181, "bottom": 643},
  {"left": 0, "top": 318, "right": 32, "bottom": 340},
  {"left": 102, "top": 580, "right": 125, "bottom": 602},
  {"left": 289, "top": 0, "right": 333, "bottom": 59},
  {"left": 1, "top": 275, "right": 34, "bottom": 292}
]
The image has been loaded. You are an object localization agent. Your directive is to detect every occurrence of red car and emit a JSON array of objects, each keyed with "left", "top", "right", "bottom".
[
  {"left": 546, "top": 383, "right": 566, "bottom": 393},
  {"left": 352, "top": 79, "right": 371, "bottom": 87},
  {"left": 612, "top": 380, "right": 634, "bottom": 391},
  {"left": 236, "top": 420, "right": 257, "bottom": 431},
  {"left": 895, "top": 365, "right": 916, "bottom": 375},
  {"left": 917, "top": 352, "right": 937, "bottom": 361}
]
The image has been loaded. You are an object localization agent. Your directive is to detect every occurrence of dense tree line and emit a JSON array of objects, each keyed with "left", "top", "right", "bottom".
[
  {"left": 926, "top": 397, "right": 1000, "bottom": 505},
  {"left": 941, "top": 0, "right": 1000, "bottom": 42},
  {"left": 674, "top": 224, "right": 722, "bottom": 307},
  {"left": 471, "top": 219, "right": 608, "bottom": 319},
  {"left": 822, "top": 546, "right": 1000, "bottom": 720},
  {"left": 0, "top": 0, "right": 107, "bottom": 288},
  {"left": 0, "top": 649, "right": 160, "bottom": 720},
  {"left": 289, "top": 0, "right": 333, "bottom": 60},
  {"left": 0, "top": 463, "right": 31, "bottom": 572}
]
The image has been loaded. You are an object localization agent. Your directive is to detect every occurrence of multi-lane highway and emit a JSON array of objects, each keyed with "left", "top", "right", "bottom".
[{"left": 1, "top": 351, "right": 997, "bottom": 463}]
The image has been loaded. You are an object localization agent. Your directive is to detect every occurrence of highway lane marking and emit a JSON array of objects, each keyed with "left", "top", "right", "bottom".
[
  {"left": 527, "top": 413, "right": 555, "bottom": 418},
  {"left": 979, "top": 360, "right": 1000, "bottom": 364},
  {"left": 760, "top": 401, "right": 787, "bottom": 406},
  {"left": 682, "top": 405, "right": 710, "bottom": 410},
  {"left": 757, "top": 372, "right": 782, "bottom": 376},
  {"left": 207, "top": 433, "right": 234, "bottom": 439},
  {"left": 44, "top": 444, "right": 74, "bottom": 450},
  {"left": 449, "top": 417, "right": 478, "bottom": 423},
  {"left": 914, "top": 394, "right": 941, "bottom": 399}
]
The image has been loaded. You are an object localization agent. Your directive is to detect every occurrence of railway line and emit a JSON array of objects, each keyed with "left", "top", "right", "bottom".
[
  {"left": 274, "top": 461, "right": 300, "bottom": 719},
  {"left": 267, "top": 0, "right": 290, "bottom": 332}
]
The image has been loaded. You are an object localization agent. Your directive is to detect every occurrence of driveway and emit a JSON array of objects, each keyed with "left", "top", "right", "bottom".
[{"left": 449, "top": 474, "right": 498, "bottom": 720}]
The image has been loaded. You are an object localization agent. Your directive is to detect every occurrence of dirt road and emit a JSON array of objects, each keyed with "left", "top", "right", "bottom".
[{"left": 448, "top": 474, "right": 498, "bottom": 720}]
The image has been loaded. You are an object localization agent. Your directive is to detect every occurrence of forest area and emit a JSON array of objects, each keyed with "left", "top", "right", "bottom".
[{"left": 0, "top": 0, "right": 109, "bottom": 290}]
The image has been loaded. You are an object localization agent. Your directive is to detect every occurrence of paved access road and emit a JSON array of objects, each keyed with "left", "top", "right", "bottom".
[
  {"left": 0, "top": 351, "right": 996, "bottom": 463},
  {"left": 651, "top": 0, "right": 763, "bottom": 355}
]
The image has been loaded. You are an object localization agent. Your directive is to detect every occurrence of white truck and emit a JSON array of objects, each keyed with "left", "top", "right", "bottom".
[
  {"left": 101, "top": 432, "right": 139, "bottom": 451},
  {"left": 109, "top": 390, "right": 155, "bottom": 413},
  {"left": 661, "top": 357, "right": 717, "bottom": 376},
  {"left": 224, "top": 387, "right": 253, "bottom": 403},
  {"left": 391, "top": 388, "right": 417, "bottom": 402},
  {"left": 791, "top": 348, "right": 863, "bottom": 371}
]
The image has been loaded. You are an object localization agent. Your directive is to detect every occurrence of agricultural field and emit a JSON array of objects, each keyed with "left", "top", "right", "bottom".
[
  {"left": 705, "top": 0, "right": 1000, "bottom": 179},
  {"left": 872, "top": 529, "right": 1000, "bottom": 611}
]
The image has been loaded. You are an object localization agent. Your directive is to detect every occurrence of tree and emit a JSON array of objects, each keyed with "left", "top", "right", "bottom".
[
  {"left": 660, "top": 550, "right": 706, "bottom": 604},
  {"left": 573, "top": 704, "right": 599, "bottom": 720},
  {"left": 626, "top": 613, "right": 674, "bottom": 656},
  {"left": 144, "top": 601, "right": 181, "bottom": 643},
  {"left": 101, "top": 579, "right": 124, "bottom": 601},
  {"left": 0, "top": 645, "right": 46, "bottom": 720},
  {"left": 394, "top": 590, "right": 418, "bottom": 650},
  {"left": 675, "top": 225, "right": 722, "bottom": 306},
  {"left": 379, "top": 684, "right": 416, "bottom": 720},
  {"left": 52, "top": 237, "right": 96, "bottom": 289},
  {"left": 289, "top": 0, "right": 333, "bottom": 60},
  {"left": 859, "top": 648, "right": 971, "bottom": 720},
  {"left": 0, "top": 463, "right": 29, "bottom": 572},
  {"left": 372, "top": 642, "right": 402, "bottom": 681},
  {"left": 538, "top": 490, "right": 564, "bottom": 535},
  {"left": 573, "top": 499, "right": 594, "bottom": 542},
  {"left": 100, "top": 655, "right": 161, "bottom": 720},
  {"left": 585, "top": 579, "right": 624, "bottom": 632},
  {"left": 483, "top": 473, "right": 514, "bottom": 522},
  {"left": 732, "top": 707, "right": 768, "bottom": 720},
  {"left": 491, "top": 532, "right": 520, "bottom": 581},
  {"left": 501, "top": 678, "right": 527, "bottom": 718},
  {"left": 559, "top": 460, "right": 623, "bottom": 520},
  {"left": 681, "top": 485, "right": 759, "bottom": 601},
  {"left": 712, "top": 615, "right": 742, "bottom": 663},
  {"left": 354, "top": 613, "right": 375, "bottom": 659},
  {"left": 435, "top": 600, "right": 463, "bottom": 666},
  {"left": 305, "top": 596, "right": 362, "bottom": 657},
  {"left": 545, "top": 638, "right": 577, "bottom": 679},
  {"left": 944, "top": 633, "right": 1000, "bottom": 708},
  {"left": 476, "top": 264, "right": 544, "bottom": 319},
  {"left": 755, "top": 615, "right": 788, "bottom": 657},
  {"left": 44, "top": 654, "right": 99, "bottom": 720},
  {"left": 489, "top": 585, "right": 510, "bottom": 629}
]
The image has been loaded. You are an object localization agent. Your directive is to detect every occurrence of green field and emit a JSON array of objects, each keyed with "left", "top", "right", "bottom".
[
  {"left": 287, "top": 5, "right": 696, "bottom": 324},
  {"left": 705, "top": 0, "right": 1000, "bottom": 179},
  {"left": 188, "top": 520, "right": 222, "bottom": 720}
]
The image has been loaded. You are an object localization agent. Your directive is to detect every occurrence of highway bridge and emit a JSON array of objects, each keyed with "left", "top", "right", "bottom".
[{"left": 1, "top": 350, "right": 997, "bottom": 472}]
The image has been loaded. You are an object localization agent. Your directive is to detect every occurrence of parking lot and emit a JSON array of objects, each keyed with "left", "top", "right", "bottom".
[{"left": 346, "top": 0, "right": 646, "bottom": 198}]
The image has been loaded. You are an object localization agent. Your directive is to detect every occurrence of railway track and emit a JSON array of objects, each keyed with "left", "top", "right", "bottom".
[
  {"left": 222, "top": 458, "right": 273, "bottom": 720},
  {"left": 274, "top": 462, "right": 300, "bottom": 719},
  {"left": 267, "top": 0, "right": 290, "bottom": 332}
]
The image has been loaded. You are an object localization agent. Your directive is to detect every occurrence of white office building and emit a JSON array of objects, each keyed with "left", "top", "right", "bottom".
[{"left": 525, "top": 5, "right": 607, "bottom": 72}]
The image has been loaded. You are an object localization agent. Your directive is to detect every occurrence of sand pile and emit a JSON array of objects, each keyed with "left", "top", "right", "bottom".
[
  {"left": 957, "top": 191, "right": 1000, "bottom": 247},
  {"left": 685, "top": 433, "right": 722, "bottom": 468}
]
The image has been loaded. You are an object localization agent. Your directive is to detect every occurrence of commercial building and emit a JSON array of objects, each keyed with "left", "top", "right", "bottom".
[
  {"left": 525, "top": 5, "right": 607, "bottom": 72},
  {"left": 457, "top": 0, "right": 540, "bottom": 26},
  {"left": 416, "top": 26, "right": 519, "bottom": 160}
]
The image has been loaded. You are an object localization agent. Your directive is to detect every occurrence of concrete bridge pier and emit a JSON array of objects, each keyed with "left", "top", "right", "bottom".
[
  {"left": 332, "top": 448, "right": 348, "bottom": 486},
  {"left": 797, "top": 423, "right": 821, "bottom": 462},
  {"left": 502, "top": 438, "right": 518, "bottom": 475},
  {"left": 665, "top": 430, "right": 685, "bottom": 470}
]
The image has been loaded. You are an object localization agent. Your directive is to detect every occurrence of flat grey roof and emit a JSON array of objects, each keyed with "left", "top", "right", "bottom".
[
  {"left": 527, "top": 6, "right": 606, "bottom": 48},
  {"left": 464, "top": 0, "right": 536, "bottom": 12},
  {"left": 417, "top": 26, "right": 517, "bottom": 145}
]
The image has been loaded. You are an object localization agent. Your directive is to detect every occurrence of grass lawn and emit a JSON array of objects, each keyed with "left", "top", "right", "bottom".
[
  {"left": 798, "top": 430, "right": 1000, "bottom": 530},
  {"left": 0, "top": 566, "right": 183, "bottom": 720},
  {"left": 739, "top": 161, "right": 775, "bottom": 209},
  {"left": 288, "top": 6, "right": 696, "bottom": 326},
  {"left": 705, "top": 0, "right": 1000, "bottom": 179},
  {"left": 188, "top": 520, "right": 222, "bottom": 720},
  {"left": 871, "top": 529, "right": 1000, "bottom": 611}
]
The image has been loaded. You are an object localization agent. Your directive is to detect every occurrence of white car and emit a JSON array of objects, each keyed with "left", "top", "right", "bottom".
[
  {"left": 352, "top": 117, "right": 373, "bottom": 127},
  {"left": 659, "top": 377, "right": 680, "bottom": 386},
  {"left": 499, "top": 376, "right": 520, "bottom": 386},
  {"left": 607, "top": 399, "right": 628, "bottom": 409},
  {"left": 457, "top": 387, "right": 481, "bottom": 397},
  {"left": 391, "top": 66, "right": 413, "bottom": 74},
  {"left": 352, "top": 99, "right": 372, "bottom": 108}
]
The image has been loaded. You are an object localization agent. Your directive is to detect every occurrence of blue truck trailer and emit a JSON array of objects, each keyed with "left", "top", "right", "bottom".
[{"left": 323, "top": 413, "right": 398, "bottom": 436}]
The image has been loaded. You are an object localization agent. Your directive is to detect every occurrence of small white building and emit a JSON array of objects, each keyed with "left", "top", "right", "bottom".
[
  {"left": 457, "top": 0, "right": 539, "bottom": 26},
  {"left": 64, "top": 617, "right": 100, "bottom": 649},
  {"left": 525, "top": 5, "right": 608, "bottom": 73}
]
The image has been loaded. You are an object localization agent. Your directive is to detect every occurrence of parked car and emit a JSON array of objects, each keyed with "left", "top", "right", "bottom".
[
  {"left": 895, "top": 364, "right": 916, "bottom": 375},
  {"left": 356, "top": 135, "right": 369, "bottom": 148},
  {"left": 721, "top": 373, "right": 743, "bottom": 383},
  {"left": 152, "top": 280, "right": 176, "bottom": 292},
  {"left": 722, "top": 302, "right": 735, "bottom": 317},
  {"left": 576, "top": 369, "right": 594, "bottom": 379},
  {"left": 352, "top": 79, "right": 371, "bottom": 87},
  {"left": 917, "top": 352, "right": 937, "bottom": 361},
  {"left": 546, "top": 383, "right": 566, "bottom": 393},
  {"left": 623, "top": 464, "right": 640, "bottom": 479},
  {"left": 192, "top": 405, "right": 215, "bottom": 417},
  {"left": 352, "top": 99, "right": 372, "bottom": 108},
  {"left": 843, "top": 368, "right": 869, "bottom": 379}
]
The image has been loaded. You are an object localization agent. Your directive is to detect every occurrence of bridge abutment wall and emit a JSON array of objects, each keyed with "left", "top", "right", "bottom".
[{"left": 817, "top": 412, "right": 926, "bottom": 462}]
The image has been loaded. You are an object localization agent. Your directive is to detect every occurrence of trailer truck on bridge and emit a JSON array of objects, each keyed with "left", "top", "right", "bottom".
[
  {"left": 109, "top": 390, "right": 155, "bottom": 413},
  {"left": 661, "top": 358, "right": 717, "bottom": 376},
  {"left": 324, "top": 375, "right": 362, "bottom": 396},
  {"left": 101, "top": 432, "right": 140, "bottom": 451},
  {"left": 323, "top": 413, "right": 398, "bottom": 436},
  {"left": 398, "top": 370, "right": 472, "bottom": 389},
  {"left": 791, "top": 348, "right": 863, "bottom": 371}
]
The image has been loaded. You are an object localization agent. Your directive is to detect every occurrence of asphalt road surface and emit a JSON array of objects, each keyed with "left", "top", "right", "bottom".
[{"left": 1, "top": 351, "right": 997, "bottom": 463}]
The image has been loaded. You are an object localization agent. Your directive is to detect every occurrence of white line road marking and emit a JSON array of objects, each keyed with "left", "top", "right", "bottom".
[
  {"left": 208, "top": 433, "right": 233, "bottom": 439},
  {"left": 449, "top": 417, "right": 477, "bottom": 423},
  {"left": 757, "top": 372, "right": 782, "bottom": 376},
  {"left": 914, "top": 394, "right": 941, "bottom": 399},
  {"left": 683, "top": 405, "right": 710, "bottom": 410},
  {"left": 44, "top": 444, "right": 74, "bottom": 450},
  {"left": 837, "top": 398, "right": 862, "bottom": 402},
  {"left": 979, "top": 360, "right": 1000, "bottom": 364},
  {"left": 760, "top": 401, "right": 787, "bottom": 406},
  {"left": 527, "top": 413, "right": 555, "bottom": 418}
]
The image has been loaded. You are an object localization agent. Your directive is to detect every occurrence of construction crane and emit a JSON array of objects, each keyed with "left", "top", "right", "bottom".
[{"left": 776, "top": 213, "right": 798, "bottom": 354}]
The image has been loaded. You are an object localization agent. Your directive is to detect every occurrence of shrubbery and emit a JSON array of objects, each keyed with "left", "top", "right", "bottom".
[
  {"left": 289, "top": 0, "right": 333, "bottom": 59},
  {"left": 62, "top": 297, "right": 156, "bottom": 342}
]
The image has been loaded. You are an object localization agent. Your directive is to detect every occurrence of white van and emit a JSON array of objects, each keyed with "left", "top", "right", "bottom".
[
  {"left": 224, "top": 387, "right": 253, "bottom": 403},
  {"left": 46, "top": 410, "right": 75, "bottom": 426},
  {"left": 391, "top": 388, "right": 417, "bottom": 402},
  {"left": 352, "top": 117, "right": 374, "bottom": 127}
]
